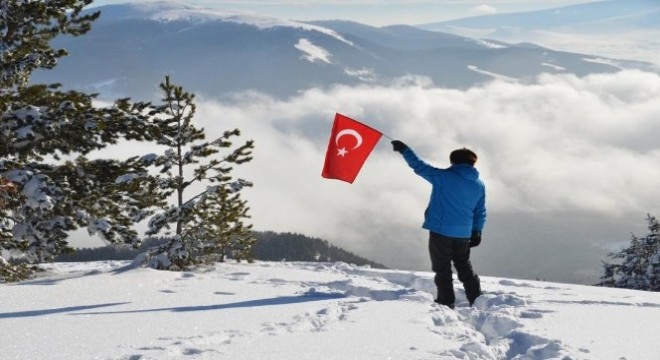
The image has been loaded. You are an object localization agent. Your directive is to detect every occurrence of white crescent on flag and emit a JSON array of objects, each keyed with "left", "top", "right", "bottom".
[
  {"left": 322, "top": 113, "right": 383, "bottom": 183},
  {"left": 335, "top": 129, "right": 363, "bottom": 149}
]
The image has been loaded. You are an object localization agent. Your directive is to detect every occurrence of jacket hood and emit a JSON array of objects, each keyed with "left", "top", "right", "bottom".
[{"left": 449, "top": 164, "right": 479, "bottom": 181}]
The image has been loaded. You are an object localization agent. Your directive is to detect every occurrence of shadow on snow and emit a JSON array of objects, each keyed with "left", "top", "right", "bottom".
[
  {"left": 71, "top": 293, "right": 346, "bottom": 316},
  {"left": 0, "top": 302, "right": 131, "bottom": 319}
]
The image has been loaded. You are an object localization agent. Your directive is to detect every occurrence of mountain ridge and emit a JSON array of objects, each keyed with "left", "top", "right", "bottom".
[{"left": 30, "top": 1, "right": 656, "bottom": 100}]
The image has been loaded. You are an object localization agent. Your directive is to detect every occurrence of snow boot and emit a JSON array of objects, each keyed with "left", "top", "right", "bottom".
[
  {"left": 464, "top": 275, "right": 482, "bottom": 306},
  {"left": 434, "top": 299, "right": 455, "bottom": 309}
]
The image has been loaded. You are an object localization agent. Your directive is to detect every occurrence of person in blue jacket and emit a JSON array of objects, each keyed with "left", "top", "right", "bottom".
[{"left": 392, "top": 140, "right": 486, "bottom": 308}]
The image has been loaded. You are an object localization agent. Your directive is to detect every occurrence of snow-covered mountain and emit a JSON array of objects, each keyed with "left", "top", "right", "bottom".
[
  {"left": 420, "top": 0, "right": 660, "bottom": 64},
  {"left": 31, "top": 1, "right": 654, "bottom": 100},
  {"left": 421, "top": 0, "right": 660, "bottom": 32},
  {"left": 2, "top": 260, "right": 659, "bottom": 359}
]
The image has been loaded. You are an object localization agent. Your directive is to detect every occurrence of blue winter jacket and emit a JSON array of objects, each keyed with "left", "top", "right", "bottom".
[{"left": 402, "top": 148, "right": 486, "bottom": 239}]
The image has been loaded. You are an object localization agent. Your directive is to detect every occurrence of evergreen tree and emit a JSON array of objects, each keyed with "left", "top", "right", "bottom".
[
  {"left": 1, "top": 0, "right": 97, "bottom": 89},
  {"left": 194, "top": 183, "right": 256, "bottom": 263},
  {"left": 251, "top": 231, "right": 386, "bottom": 268},
  {"left": 1, "top": 0, "right": 158, "bottom": 281},
  {"left": 599, "top": 214, "right": 660, "bottom": 291},
  {"left": 139, "top": 76, "right": 254, "bottom": 270}
]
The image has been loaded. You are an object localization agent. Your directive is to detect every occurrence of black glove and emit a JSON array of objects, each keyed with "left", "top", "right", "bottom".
[
  {"left": 391, "top": 140, "right": 408, "bottom": 154},
  {"left": 469, "top": 231, "right": 482, "bottom": 248}
]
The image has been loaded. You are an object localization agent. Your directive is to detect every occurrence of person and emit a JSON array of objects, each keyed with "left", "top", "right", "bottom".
[{"left": 391, "top": 140, "right": 486, "bottom": 308}]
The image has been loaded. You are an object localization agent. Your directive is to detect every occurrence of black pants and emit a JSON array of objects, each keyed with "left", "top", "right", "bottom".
[{"left": 429, "top": 231, "right": 481, "bottom": 306}]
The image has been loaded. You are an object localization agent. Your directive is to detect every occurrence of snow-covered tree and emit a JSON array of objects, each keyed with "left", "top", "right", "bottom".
[
  {"left": 1, "top": 0, "right": 158, "bottom": 281},
  {"left": 138, "top": 76, "right": 254, "bottom": 270},
  {"left": 1, "top": 0, "right": 98, "bottom": 89},
  {"left": 599, "top": 214, "right": 660, "bottom": 291}
]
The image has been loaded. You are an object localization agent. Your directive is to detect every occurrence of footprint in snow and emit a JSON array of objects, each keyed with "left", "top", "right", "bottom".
[{"left": 432, "top": 292, "right": 580, "bottom": 360}]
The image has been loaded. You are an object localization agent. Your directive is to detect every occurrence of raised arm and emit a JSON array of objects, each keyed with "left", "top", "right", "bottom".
[{"left": 391, "top": 140, "right": 440, "bottom": 182}]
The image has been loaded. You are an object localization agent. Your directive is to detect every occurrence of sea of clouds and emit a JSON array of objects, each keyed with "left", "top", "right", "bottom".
[
  {"left": 193, "top": 70, "right": 660, "bottom": 284},
  {"left": 81, "top": 69, "right": 660, "bottom": 285}
]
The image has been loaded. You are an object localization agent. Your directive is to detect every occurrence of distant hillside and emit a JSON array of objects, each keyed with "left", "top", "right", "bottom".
[
  {"left": 54, "top": 231, "right": 386, "bottom": 268},
  {"left": 252, "top": 231, "right": 385, "bottom": 268}
]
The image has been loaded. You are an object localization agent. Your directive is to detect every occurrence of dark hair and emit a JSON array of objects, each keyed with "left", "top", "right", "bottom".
[{"left": 450, "top": 148, "right": 477, "bottom": 166}]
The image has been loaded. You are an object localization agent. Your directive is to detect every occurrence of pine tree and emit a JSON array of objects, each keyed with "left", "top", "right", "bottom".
[
  {"left": 194, "top": 182, "right": 256, "bottom": 263},
  {"left": 641, "top": 216, "right": 660, "bottom": 290},
  {"left": 1, "top": 0, "right": 97, "bottom": 89},
  {"left": 139, "top": 76, "right": 254, "bottom": 270},
  {"left": 1, "top": 0, "right": 158, "bottom": 281},
  {"left": 599, "top": 214, "right": 660, "bottom": 291}
]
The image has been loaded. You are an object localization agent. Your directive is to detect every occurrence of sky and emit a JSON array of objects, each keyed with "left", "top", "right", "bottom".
[
  {"left": 90, "top": 0, "right": 604, "bottom": 26},
  {"left": 3, "top": 260, "right": 660, "bottom": 359}
]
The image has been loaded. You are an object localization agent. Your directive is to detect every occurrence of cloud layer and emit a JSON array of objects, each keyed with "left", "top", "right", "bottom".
[
  {"left": 471, "top": 4, "right": 498, "bottom": 15},
  {"left": 77, "top": 70, "right": 659, "bottom": 284},
  {"left": 184, "top": 70, "right": 660, "bottom": 283}
]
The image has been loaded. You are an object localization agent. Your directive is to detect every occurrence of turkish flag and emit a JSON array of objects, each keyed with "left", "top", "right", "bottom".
[{"left": 322, "top": 113, "right": 382, "bottom": 183}]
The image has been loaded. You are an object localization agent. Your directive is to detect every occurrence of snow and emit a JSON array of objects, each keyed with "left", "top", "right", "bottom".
[
  {"left": 115, "top": 173, "right": 141, "bottom": 184},
  {"left": 473, "top": 39, "right": 507, "bottom": 49},
  {"left": 344, "top": 67, "right": 378, "bottom": 82},
  {"left": 126, "top": 1, "right": 354, "bottom": 46},
  {"left": 139, "top": 153, "right": 158, "bottom": 165},
  {"left": 295, "top": 38, "right": 332, "bottom": 64},
  {"left": 541, "top": 62, "right": 566, "bottom": 71},
  {"left": 582, "top": 57, "right": 625, "bottom": 70},
  {"left": 15, "top": 125, "right": 34, "bottom": 140},
  {"left": 467, "top": 65, "right": 518, "bottom": 82},
  {"left": 2, "top": 260, "right": 659, "bottom": 360},
  {"left": 10, "top": 171, "right": 54, "bottom": 210},
  {"left": 13, "top": 105, "right": 42, "bottom": 122}
]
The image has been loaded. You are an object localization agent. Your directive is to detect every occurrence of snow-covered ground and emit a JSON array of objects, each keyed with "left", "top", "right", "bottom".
[{"left": 2, "top": 261, "right": 659, "bottom": 360}]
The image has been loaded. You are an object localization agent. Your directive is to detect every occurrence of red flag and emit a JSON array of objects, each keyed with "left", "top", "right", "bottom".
[{"left": 322, "top": 113, "right": 382, "bottom": 183}]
